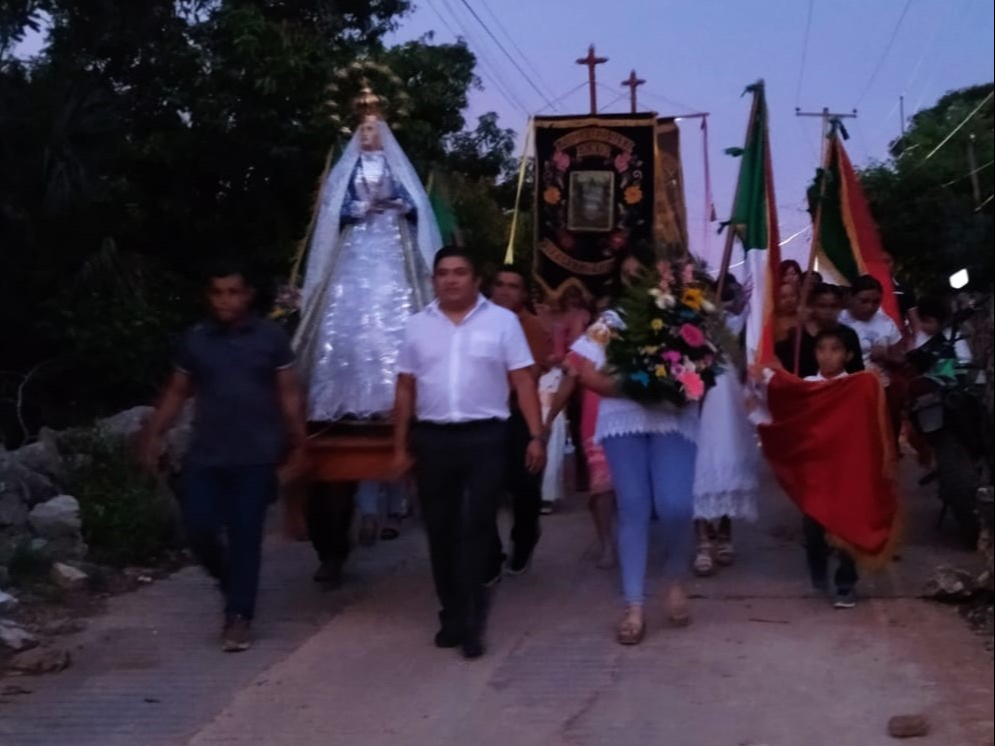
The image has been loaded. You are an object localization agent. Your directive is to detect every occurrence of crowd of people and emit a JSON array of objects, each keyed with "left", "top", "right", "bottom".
[
  {"left": 133, "top": 106, "right": 970, "bottom": 660},
  {"left": 136, "top": 242, "right": 973, "bottom": 658}
]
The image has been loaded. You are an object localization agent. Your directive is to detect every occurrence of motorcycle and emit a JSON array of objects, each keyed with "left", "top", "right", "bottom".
[{"left": 905, "top": 305, "right": 992, "bottom": 546}]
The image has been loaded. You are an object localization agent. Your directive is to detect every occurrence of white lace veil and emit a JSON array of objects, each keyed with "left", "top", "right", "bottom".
[{"left": 300, "top": 120, "right": 442, "bottom": 310}]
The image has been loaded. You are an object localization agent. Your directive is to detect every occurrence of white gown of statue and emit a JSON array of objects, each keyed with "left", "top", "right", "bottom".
[
  {"left": 294, "top": 121, "right": 440, "bottom": 421},
  {"left": 692, "top": 311, "right": 760, "bottom": 521}
]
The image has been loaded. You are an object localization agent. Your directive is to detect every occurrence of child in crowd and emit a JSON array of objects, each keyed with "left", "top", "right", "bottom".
[
  {"left": 775, "top": 283, "right": 864, "bottom": 378},
  {"left": 753, "top": 328, "right": 896, "bottom": 610},
  {"left": 840, "top": 275, "right": 905, "bottom": 444},
  {"left": 801, "top": 329, "right": 859, "bottom": 607}
]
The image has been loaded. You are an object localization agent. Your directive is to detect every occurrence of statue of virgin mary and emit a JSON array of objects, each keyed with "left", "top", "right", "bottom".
[{"left": 294, "top": 89, "right": 441, "bottom": 421}]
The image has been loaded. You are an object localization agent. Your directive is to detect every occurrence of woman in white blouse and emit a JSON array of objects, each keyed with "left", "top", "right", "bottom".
[{"left": 566, "top": 252, "right": 698, "bottom": 645}]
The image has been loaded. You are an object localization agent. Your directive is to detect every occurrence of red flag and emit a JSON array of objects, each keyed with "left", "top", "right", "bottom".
[{"left": 758, "top": 371, "right": 900, "bottom": 564}]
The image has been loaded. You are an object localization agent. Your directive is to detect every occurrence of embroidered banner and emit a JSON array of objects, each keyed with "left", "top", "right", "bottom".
[
  {"left": 533, "top": 114, "right": 658, "bottom": 299},
  {"left": 654, "top": 118, "right": 689, "bottom": 255}
]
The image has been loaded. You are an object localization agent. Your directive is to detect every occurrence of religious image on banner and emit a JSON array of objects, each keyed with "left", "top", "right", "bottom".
[
  {"left": 654, "top": 118, "right": 689, "bottom": 254},
  {"left": 534, "top": 114, "right": 658, "bottom": 299}
]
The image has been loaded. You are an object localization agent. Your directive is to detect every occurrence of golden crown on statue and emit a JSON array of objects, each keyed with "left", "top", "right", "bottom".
[{"left": 352, "top": 83, "right": 384, "bottom": 120}]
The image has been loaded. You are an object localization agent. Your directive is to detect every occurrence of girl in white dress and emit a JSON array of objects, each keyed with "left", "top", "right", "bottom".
[
  {"left": 539, "top": 368, "right": 567, "bottom": 511},
  {"left": 692, "top": 290, "right": 760, "bottom": 576}
]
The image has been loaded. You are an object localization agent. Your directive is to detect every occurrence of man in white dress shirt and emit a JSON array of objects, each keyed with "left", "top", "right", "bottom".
[{"left": 393, "top": 246, "right": 546, "bottom": 660}]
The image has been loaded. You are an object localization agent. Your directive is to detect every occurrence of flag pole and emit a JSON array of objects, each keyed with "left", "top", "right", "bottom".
[
  {"left": 793, "top": 115, "right": 836, "bottom": 374},
  {"left": 504, "top": 117, "right": 533, "bottom": 264},
  {"left": 716, "top": 87, "right": 762, "bottom": 301}
]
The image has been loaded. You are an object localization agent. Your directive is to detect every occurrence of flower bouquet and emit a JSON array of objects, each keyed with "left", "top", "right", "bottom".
[
  {"left": 605, "top": 261, "right": 725, "bottom": 406},
  {"left": 270, "top": 282, "right": 302, "bottom": 333}
]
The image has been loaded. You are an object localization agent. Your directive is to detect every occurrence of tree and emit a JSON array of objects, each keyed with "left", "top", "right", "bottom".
[
  {"left": 859, "top": 84, "right": 993, "bottom": 296},
  {"left": 0, "top": 1, "right": 518, "bottom": 442}
]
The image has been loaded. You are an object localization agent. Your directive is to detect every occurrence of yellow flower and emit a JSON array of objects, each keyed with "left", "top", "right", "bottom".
[
  {"left": 654, "top": 364, "right": 668, "bottom": 378},
  {"left": 650, "top": 318, "right": 664, "bottom": 331},
  {"left": 543, "top": 186, "right": 562, "bottom": 205},
  {"left": 640, "top": 345, "right": 659, "bottom": 355},
  {"left": 681, "top": 288, "right": 704, "bottom": 311},
  {"left": 624, "top": 185, "right": 643, "bottom": 205}
]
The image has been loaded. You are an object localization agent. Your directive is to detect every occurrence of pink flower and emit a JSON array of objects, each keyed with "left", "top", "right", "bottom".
[
  {"left": 614, "top": 152, "right": 631, "bottom": 172},
  {"left": 662, "top": 350, "right": 682, "bottom": 364},
  {"left": 681, "top": 262, "right": 695, "bottom": 285},
  {"left": 677, "top": 370, "right": 706, "bottom": 401},
  {"left": 553, "top": 150, "right": 570, "bottom": 171},
  {"left": 679, "top": 323, "right": 706, "bottom": 348}
]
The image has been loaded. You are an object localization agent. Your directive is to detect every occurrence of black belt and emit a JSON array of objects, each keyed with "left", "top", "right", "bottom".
[{"left": 415, "top": 418, "right": 503, "bottom": 431}]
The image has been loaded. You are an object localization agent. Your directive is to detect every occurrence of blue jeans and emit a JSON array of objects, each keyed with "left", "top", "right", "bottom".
[
  {"left": 602, "top": 432, "right": 696, "bottom": 605},
  {"left": 182, "top": 465, "right": 276, "bottom": 620}
]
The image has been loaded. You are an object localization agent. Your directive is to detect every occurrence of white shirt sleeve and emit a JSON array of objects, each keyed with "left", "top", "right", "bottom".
[
  {"left": 396, "top": 322, "right": 416, "bottom": 375},
  {"left": 883, "top": 316, "right": 903, "bottom": 346},
  {"left": 503, "top": 316, "right": 535, "bottom": 372}
]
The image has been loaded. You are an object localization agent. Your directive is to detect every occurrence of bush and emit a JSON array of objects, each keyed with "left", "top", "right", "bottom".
[{"left": 66, "top": 429, "right": 181, "bottom": 567}]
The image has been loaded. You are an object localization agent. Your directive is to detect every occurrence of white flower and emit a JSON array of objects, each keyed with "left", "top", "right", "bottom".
[
  {"left": 648, "top": 288, "right": 662, "bottom": 298},
  {"left": 655, "top": 293, "right": 677, "bottom": 309},
  {"left": 701, "top": 299, "right": 716, "bottom": 313}
]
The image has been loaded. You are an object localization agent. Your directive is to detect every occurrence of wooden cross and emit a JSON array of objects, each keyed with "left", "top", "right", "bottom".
[
  {"left": 576, "top": 45, "right": 608, "bottom": 114},
  {"left": 622, "top": 69, "right": 645, "bottom": 114}
]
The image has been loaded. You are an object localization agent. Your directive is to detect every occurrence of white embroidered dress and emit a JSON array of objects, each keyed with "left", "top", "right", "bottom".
[{"left": 692, "top": 311, "right": 759, "bottom": 521}]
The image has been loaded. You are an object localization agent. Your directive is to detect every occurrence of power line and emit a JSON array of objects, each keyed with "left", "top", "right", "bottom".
[
  {"left": 976, "top": 193, "right": 993, "bottom": 211},
  {"left": 638, "top": 88, "right": 698, "bottom": 115},
  {"left": 912, "top": 91, "right": 993, "bottom": 169},
  {"left": 457, "top": 0, "right": 557, "bottom": 111},
  {"left": 477, "top": 0, "right": 559, "bottom": 102},
  {"left": 854, "top": 0, "right": 913, "bottom": 108},
  {"left": 534, "top": 81, "right": 588, "bottom": 114},
  {"left": 428, "top": 0, "right": 531, "bottom": 116},
  {"left": 942, "top": 159, "right": 994, "bottom": 187},
  {"left": 794, "top": 0, "right": 815, "bottom": 108}
]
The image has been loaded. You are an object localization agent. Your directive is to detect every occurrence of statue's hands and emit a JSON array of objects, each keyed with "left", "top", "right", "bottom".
[{"left": 347, "top": 200, "right": 370, "bottom": 219}]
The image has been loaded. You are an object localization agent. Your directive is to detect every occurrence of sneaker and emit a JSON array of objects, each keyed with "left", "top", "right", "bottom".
[
  {"left": 434, "top": 627, "right": 464, "bottom": 649},
  {"left": 222, "top": 615, "right": 252, "bottom": 652},
  {"left": 540, "top": 501, "right": 555, "bottom": 515},
  {"left": 505, "top": 545, "right": 536, "bottom": 576},
  {"left": 833, "top": 589, "right": 857, "bottom": 609}
]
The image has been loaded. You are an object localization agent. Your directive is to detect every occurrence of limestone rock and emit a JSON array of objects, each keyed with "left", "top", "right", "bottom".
[
  {"left": 0, "top": 493, "right": 29, "bottom": 528},
  {"left": 0, "top": 589, "right": 17, "bottom": 613},
  {"left": 0, "top": 456, "right": 58, "bottom": 506},
  {"left": 923, "top": 566, "right": 976, "bottom": 602},
  {"left": 97, "top": 406, "right": 154, "bottom": 440},
  {"left": 8, "top": 646, "right": 72, "bottom": 675},
  {"left": 50, "top": 562, "right": 88, "bottom": 592},
  {"left": 12, "top": 440, "right": 66, "bottom": 483},
  {"left": 0, "top": 620, "right": 38, "bottom": 652},
  {"left": 28, "top": 495, "right": 81, "bottom": 539}
]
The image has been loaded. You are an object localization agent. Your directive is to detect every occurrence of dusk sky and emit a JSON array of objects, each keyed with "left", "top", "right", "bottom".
[
  {"left": 388, "top": 0, "right": 994, "bottom": 266},
  {"left": 16, "top": 1, "right": 995, "bottom": 267}
]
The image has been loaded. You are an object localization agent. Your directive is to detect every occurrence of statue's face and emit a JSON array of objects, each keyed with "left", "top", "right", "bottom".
[{"left": 358, "top": 117, "right": 381, "bottom": 151}]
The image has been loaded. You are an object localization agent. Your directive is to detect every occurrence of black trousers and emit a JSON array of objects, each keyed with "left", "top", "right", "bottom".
[
  {"left": 491, "top": 408, "right": 543, "bottom": 566},
  {"left": 412, "top": 419, "right": 508, "bottom": 637},
  {"left": 803, "top": 516, "right": 858, "bottom": 591},
  {"left": 306, "top": 482, "right": 357, "bottom": 566}
]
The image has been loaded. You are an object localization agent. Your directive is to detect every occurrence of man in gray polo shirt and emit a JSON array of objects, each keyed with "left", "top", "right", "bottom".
[{"left": 140, "top": 263, "right": 307, "bottom": 652}]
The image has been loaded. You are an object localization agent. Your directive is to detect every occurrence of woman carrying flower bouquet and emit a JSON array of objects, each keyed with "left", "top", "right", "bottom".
[{"left": 566, "top": 251, "right": 721, "bottom": 645}]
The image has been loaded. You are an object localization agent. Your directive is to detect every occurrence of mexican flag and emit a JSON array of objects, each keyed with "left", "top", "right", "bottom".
[
  {"left": 808, "top": 131, "right": 901, "bottom": 325},
  {"left": 427, "top": 171, "right": 461, "bottom": 246},
  {"left": 726, "top": 81, "right": 781, "bottom": 363}
]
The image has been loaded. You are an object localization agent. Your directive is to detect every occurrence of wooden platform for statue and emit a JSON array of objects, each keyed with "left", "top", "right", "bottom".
[{"left": 305, "top": 420, "right": 396, "bottom": 482}]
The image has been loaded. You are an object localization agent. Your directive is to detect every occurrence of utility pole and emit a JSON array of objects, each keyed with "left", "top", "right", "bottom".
[
  {"left": 795, "top": 106, "right": 858, "bottom": 162},
  {"left": 967, "top": 133, "right": 982, "bottom": 209},
  {"left": 576, "top": 45, "right": 608, "bottom": 115}
]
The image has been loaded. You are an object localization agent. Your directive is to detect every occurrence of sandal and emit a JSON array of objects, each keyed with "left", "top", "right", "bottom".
[
  {"left": 596, "top": 544, "right": 617, "bottom": 570},
  {"left": 693, "top": 542, "right": 715, "bottom": 577},
  {"left": 616, "top": 607, "right": 645, "bottom": 646},
  {"left": 665, "top": 584, "right": 691, "bottom": 628}
]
